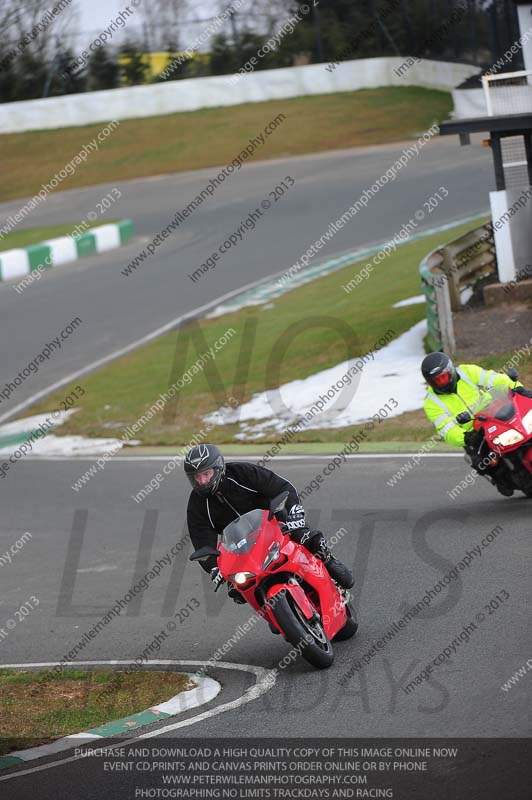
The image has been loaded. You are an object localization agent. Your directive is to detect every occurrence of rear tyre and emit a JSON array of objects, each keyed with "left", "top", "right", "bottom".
[
  {"left": 333, "top": 603, "right": 359, "bottom": 641},
  {"left": 269, "top": 590, "right": 334, "bottom": 669}
]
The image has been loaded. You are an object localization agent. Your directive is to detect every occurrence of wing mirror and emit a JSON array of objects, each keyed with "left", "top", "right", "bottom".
[
  {"left": 268, "top": 490, "right": 290, "bottom": 521},
  {"left": 456, "top": 411, "right": 472, "bottom": 425},
  {"left": 507, "top": 368, "right": 519, "bottom": 382},
  {"left": 189, "top": 546, "right": 220, "bottom": 562}
]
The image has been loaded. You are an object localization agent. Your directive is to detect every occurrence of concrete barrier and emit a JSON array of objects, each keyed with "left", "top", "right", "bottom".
[
  {"left": 451, "top": 88, "right": 487, "bottom": 118},
  {"left": 0, "top": 58, "right": 480, "bottom": 134},
  {"left": 0, "top": 220, "right": 134, "bottom": 285}
]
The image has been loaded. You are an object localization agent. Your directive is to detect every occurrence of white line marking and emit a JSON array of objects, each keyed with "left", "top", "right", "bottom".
[
  {"left": 17, "top": 452, "right": 463, "bottom": 462},
  {"left": 0, "top": 660, "right": 275, "bottom": 781},
  {"left": 0, "top": 215, "right": 488, "bottom": 426}
]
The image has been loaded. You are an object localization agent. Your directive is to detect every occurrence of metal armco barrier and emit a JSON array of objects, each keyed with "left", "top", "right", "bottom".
[{"left": 419, "top": 222, "right": 496, "bottom": 354}]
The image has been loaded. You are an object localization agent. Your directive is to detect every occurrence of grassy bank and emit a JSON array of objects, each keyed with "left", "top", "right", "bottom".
[
  {"left": 24, "top": 218, "right": 509, "bottom": 447},
  {"left": 1, "top": 87, "right": 452, "bottom": 203},
  {"left": 0, "top": 669, "right": 194, "bottom": 755}
]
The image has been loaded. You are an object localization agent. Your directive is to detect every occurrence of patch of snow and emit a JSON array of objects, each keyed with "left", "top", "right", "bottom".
[
  {"left": 0, "top": 410, "right": 74, "bottom": 436},
  {"left": 460, "top": 286, "right": 473, "bottom": 304},
  {"left": 392, "top": 295, "right": 425, "bottom": 308},
  {"left": 204, "top": 320, "right": 428, "bottom": 436},
  {"left": 0, "top": 411, "right": 139, "bottom": 457}
]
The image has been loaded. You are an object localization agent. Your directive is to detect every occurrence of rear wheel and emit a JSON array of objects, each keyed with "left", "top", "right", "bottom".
[
  {"left": 269, "top": 590, "right": 334, "bottom": 669},
  {"left": 333, "top": 603, "right": 359, "bottom": 641}
]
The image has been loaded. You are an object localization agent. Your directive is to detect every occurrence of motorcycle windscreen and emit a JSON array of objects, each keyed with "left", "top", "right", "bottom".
[
  {"left": 480, "top": 387, "right": 513, "bottom": 417},
  {"left": 221, "top": 509, "right": 265, "bottom": 554}
]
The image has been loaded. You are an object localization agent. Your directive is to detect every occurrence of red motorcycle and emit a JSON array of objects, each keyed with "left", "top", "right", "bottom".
[
  {"left": 190, "top": 491, "right": 357, "bottom": 669},
  {"left": 457, "top": 371, "right": 532, "bottom": 496}
]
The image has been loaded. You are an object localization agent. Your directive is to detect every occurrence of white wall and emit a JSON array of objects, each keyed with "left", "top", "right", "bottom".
[
  {"left": 451, "top": 88, "right": 487, "bottom": 118},
  {"left": 517, "top": 4, "right": 532, "bottom": 72},
  {"left": 0, "top": 58, "right": 479, "bottom": 134}
]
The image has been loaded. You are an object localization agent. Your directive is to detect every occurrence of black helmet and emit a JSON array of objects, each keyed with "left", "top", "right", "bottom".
[
  {"left": 184, "top": 444, "right": 225, "bottom": 497},
  {"left": 421, "top": 352, "right": 458, "bottom": 394}
]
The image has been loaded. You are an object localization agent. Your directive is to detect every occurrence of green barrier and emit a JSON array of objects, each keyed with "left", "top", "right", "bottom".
[
  {"left": 27, "top": 243, "right": 52, "bottom": 271},
  {"left": 419, "top": 255, "right": 442, "bottom": 352},
  {"left": 75, "top": 233, "right": 97, "bottom": 257},
  {"left": 118, "top": 219, "right": 134, "bottom": 244}
]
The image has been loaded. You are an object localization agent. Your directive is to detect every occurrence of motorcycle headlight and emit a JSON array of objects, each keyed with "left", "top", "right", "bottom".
[
  {"left": 230, "top": 571, "right": 256, "bottom": 586},
  {"left": 522, "top": 409, "right": 532, "bottom": 435},
  {"left": 261, "top": 542, "right": 281, "bottom": 570},
  {"left": 493, "top": 429, "right": 525, "bottom": 447}
]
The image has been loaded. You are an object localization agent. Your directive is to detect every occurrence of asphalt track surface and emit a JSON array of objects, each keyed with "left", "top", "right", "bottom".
[
  {"left": 1, "top": 456, "right": 531, "bottom": 797},
  {"left": 1, "top": 135, "right": 528, "bottom": 797},
  {"left": 0, "top": 133, "right": 493, "bottom": 420}
]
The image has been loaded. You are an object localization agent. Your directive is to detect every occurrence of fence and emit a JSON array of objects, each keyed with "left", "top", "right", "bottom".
[{"left": 420, "top": 222, "right": 496, "bottom": 353}]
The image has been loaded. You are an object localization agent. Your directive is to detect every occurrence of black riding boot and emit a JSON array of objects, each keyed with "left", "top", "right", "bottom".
[
  {"left": 313, "top": 536, "right": 354, "bottom": 590},
  {"left": 291, "top": 529, "right": 354, "bottom": 590},
  {"left": 322, "top": 552, "right": 355, "bottom": 589}
]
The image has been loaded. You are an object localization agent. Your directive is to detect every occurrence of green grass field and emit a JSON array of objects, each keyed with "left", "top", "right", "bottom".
[
  {"left": 0, "top": 221, "right": 115, "bottom": 251},
  {"left": 0, "top": 87, "right": 452, "bottom": 203},
  {"left": 26, "top": 216, "right": 528, "bottom": 449},
  {"left": 0, "top": 669, "right": 194, "bottom": 755}
]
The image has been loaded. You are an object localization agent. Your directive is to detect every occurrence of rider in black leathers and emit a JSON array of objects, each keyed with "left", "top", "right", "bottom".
[{"left": 184, "top": 444, "right": 354, "bottom": 602}]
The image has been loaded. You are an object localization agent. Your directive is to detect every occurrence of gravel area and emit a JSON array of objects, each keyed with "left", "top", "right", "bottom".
[{"left": 453, "top": 301, "right": 532, "bottom": 358}]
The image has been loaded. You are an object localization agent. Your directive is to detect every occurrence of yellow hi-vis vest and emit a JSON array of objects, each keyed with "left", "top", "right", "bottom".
[{"left": 423, "top": 364, "right": 519, "bottom": 447}]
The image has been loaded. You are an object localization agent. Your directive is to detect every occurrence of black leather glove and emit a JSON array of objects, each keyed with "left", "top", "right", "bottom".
[
  {"left": 471, "top": 452, "right": 485, "bottom": 471},
  {"left": 210, "top": 567, "right": 224, "bottom": 592},
  {"left": 464, "top": 430, "right": 480, "bottom": 449},
  {"left": 227, "top": 584, "right": 246, "bottom": 604},
  {"left": 286, "top": 503, "right": 306, "bottom": 531},
  {"left": 514, "top": 386, "right": 532, "bottom": 399}
]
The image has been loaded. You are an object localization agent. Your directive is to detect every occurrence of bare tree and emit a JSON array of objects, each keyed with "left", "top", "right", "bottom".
[
  {"left": 141, "top": 0, "right": 189, "bottom": 50},
  {"left": 0, "top": 0, "right": 78, "bottom": 69}
]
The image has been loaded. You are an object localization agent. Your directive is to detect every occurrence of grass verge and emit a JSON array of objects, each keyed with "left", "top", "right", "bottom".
[
  {"left": 127, "top": 441, "right": 458, "bottom": 456},
  {"left": 0, "top": 221, "right": 115, "bottom": 251},
  {"left": 24, "top": 217, "right": 520, "bottom": 448},
  {"left": 1, "top": 87, "right": 452, "bottom": 203},
  {"left": 0, "top": 669, "right": 194, "bottom": 755}
]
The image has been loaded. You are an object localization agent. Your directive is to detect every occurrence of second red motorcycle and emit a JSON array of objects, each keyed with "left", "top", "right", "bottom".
[{"left": 457, "top": 370, "right": 532, "bottom": 497}]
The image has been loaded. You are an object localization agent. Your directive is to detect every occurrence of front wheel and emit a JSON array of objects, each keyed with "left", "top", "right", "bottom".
[{"left": 269, "top": 590, "right": 334, "bottom": 669}]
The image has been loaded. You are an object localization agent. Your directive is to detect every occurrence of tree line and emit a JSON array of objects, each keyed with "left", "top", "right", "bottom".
[{"left": 0, "top": 0, "right": 523, "bottom": 103}]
